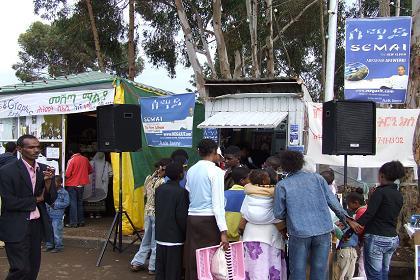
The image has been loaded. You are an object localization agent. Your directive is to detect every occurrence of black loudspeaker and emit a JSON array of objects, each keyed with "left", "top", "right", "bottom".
[
  {"left": 97, "top": 104, "right": 141, "bottom": 152},
  {"left": 322, "top": 100, "right": 376, "bottom": 155}
]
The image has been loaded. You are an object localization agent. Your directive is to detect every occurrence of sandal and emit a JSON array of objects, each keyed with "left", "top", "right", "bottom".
[{"left": 130, "top": 264, "right": 146, "bottom": 272}]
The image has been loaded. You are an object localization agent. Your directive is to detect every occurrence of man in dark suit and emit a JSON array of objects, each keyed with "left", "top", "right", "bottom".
[{"left": 0, "top": 134, "right": 56, "bottom": 280}]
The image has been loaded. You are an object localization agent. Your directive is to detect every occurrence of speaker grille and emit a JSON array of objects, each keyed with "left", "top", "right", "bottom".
[
  {"left": 322, "top": 101, "right": 376, "bottom": 155},
  {"left": 336, "top": 103, "right": 375, "bottom": 154},
  {"left": 97, "top": 104, "right": 141, "bottom": 152}
]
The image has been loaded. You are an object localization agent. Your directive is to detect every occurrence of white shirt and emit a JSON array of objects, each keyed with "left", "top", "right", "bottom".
[
  {"left": 186, "top": 160, "right": 227, "bottom": 232},
  {"left": 388, "top": 75, "right": 408, "bottom": 89},
  {"left": 156, "top": 241, "right": 184, "bottom": 246},
  {"left": 241, "top": 195, "right": 280, "bottom": 225}
]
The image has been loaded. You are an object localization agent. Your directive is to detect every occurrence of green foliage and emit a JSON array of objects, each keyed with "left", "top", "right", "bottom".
[
  {"left": 136, "top": 0, "right": 333, "bottom": 100},
  {"left": 14, "top": 0, "right": 144, "bottom": 82},
  {"left": 356, "top": 0, "right": 412, "bottom": 17},
  {"left": 13, "top": 21, "right": 95, "bottom": 82},
  {"left": 135, "top": 0, "right": 411, "bottom": 101}
]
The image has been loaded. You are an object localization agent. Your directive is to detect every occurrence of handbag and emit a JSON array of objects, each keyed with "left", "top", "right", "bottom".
[{"left": 210, "top": 246, "right": 233, "bottom": 280}]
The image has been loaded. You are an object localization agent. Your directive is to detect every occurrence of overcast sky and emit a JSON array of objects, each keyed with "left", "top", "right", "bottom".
[{"left": 0, "top": 0, "right": 193, "bottom": 93}]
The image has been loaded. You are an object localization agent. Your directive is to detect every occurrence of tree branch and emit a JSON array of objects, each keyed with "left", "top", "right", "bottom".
[
  {"left": 273, "top": 0, "right": 319, "bottom": 46},
  {"left": 245, "top": 0, "right": 319, "bottom": 64},
  {"left": 195, "top": 49, "right": 207, "bottom": 55},
  {"left": 204, "top": 29, "right": 215, "bottom": 36},
  {"left": 190, "top": 1, "right": 217, "bottom": 78}
]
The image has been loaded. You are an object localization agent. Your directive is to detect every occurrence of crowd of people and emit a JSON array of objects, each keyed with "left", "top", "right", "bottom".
[
  {"left": 0, "top": 135, "right": 406, "bottom": 280},
  {"left": 128, "top": 138, "right": 405, "bottom": 280}
]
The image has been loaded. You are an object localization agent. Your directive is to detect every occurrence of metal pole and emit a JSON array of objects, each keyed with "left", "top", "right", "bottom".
[
  {"left": 324, "top": 0, "right": 339, "bottom": 102},
  {"left": 344, "top": 154, "right": 348, "bottom": 187},
  {"left": 118, "top": 152, "right": 123, "bottom": 252}
]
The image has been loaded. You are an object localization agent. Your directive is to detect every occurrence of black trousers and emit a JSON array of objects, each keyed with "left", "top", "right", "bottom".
[
  {"left": 156, "top": 244, "right": 183, "bottom": 280},
  {"left": 5, "top": 219, "right": 42, "bottom": 280}
]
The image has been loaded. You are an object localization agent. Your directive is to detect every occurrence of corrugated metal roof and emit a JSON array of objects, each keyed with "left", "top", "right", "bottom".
[
  {"left": 0, "top": 71, "right": 175, "bottom": 96},
  {"left": 0, "top": 71, "right": 116, "bottom": 94},
  {"left": 204, "top": 78, "right": 303, "bottom": 98},
  {"left": 204, "top": 77, "right": 300, "bottom": 84},
  {"left": 212, "top": 93, "right": 299, "bottom": 99},
  {"left": 197, "top": 111, "right": 288, "bottom": 129}
]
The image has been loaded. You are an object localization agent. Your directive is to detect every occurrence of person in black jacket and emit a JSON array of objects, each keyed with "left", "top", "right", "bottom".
[
  {"left": 155, "top": 162, "right": 189, "bottom": 280},
  {"left": 0, "top": 135, "right": 56, "bottom": 280},
  {"left": 0, "top": 141, "right": 17, "bottom": 168},
  {"left": 357, "top": 161, "right": 404, "bottom": 280}
]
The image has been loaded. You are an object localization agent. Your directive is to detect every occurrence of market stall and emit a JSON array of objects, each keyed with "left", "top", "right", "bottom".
[
  {"left": 0, "top": 71, "right": 207, "bottom": 233},
  {"left": 198, "top": 78, "right": 312, "bottom": 167}
]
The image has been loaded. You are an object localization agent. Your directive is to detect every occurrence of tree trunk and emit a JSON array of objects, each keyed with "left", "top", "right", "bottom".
[
  {"left": 233, "top": 50, "right": 242, "bottom": 78},
  {"left": 85, "top": 0, "right": 105, "bottom": 72},
  {"left": 212, "top": 0, "right": 231, "bottom": 79},
  {"left": 379, "top": 0, "right": 390, "bottom": 17},
  {"left": 256, "top": 0, "right": 319, "bottom": 61},
  {"left": 265, "top": 0, "right": 275, "bottom": 78},
  {"left": 395, "top": 0, "right": 400, "bottom": 16},
  {"left": 193, "top": 5, "right": 217, "bottom": 79},
  {"left": 246, "top": 0, "right": 260, "bottom": 78},
  {"left": 359, "top": 0, "right": 364, "bottom": 17},
  {"left": 406, "top": 0, "right": 420, "bottom": 109},
  {"left": 175, "top": 0, "right": 205, "bottom": 97},
  {"left": 128, "top": 0, "right": 136, "bottom": 80},
  {"left": 319, "top": 0, "right": 326, "bottom": 98}
]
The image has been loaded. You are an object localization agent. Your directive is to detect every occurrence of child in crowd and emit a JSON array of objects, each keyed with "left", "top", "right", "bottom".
[
  {"left": 333, "top": 224, "right": 359, "bottom": 280},
  {"left": 46, "top": 175, "right": 70, "bottom": 253},
  {"left": 155, "top": 162, "right": 189, "bottom": 280},
  {"left": 239, "top": 169, "right": 285, "bottom": 233},
  {"left": 346, "top": 189, "right": 367, "bottom": 278},
  {"left": 320, "top": 168, "right": 337, "bottom": 194},
  {"left": 131, "top": 158, "right": 171, "bottom": 275},
  {"left": 224, "top": 167, "right": 250, "bottom": 241}
]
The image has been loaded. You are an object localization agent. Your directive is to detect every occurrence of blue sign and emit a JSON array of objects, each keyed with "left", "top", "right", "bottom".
[
  {"left": 344, "top": 17, "right": 412, "bottom": 104},
  {"left": 140, "top": 93, "right": 196, "bottom": 147},
  {"left": 289, "top": 124, "right": 299, "bottom": 146},
  {"left": 203, "top": 128, "right": 219, "bottom": 143},
  {"left": 287, "top": 146, "right": 304, "bottom": 153}
]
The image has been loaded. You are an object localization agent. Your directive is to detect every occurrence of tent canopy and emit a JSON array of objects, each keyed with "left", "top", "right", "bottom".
[{"left": 197, "top": 111, "right": 288, "bottom": 129}]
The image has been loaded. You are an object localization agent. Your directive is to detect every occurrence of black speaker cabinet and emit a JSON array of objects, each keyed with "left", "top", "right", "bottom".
[
  {"left": 322, "top": 100, "right": 376, "bottom": 155},
  {"left": 97, "top": 104, "right": 141, "bottom": 152}
]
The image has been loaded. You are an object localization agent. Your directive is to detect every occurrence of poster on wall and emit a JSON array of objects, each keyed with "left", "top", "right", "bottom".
[
  {"left": 19, "top": 115, "right": 62, "bottom": 140},
  {"left": 0, "top": 118, "right": 18, "bottom": 140},
  {"left": 289, "top": 124, "right": 299, "bottom": 145},
  {"left": 140, "top": 93, "right": 195, "bottom": 147},
  {"left": 344, "top": 17, "right": 412, "bottom": 104},
  {"left": 203, "top": 128, "right": 219, "bottom": 143}
]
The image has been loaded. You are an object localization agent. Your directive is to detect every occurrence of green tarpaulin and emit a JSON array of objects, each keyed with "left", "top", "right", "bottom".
[{"left": 121, "top": 79, "right": 204, "bottom": 187}]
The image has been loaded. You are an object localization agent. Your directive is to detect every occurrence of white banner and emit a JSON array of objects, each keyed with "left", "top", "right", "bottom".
[
  {"left": 0, "top": 88, "right": 114, "bottom": 118},
  {"left": 306, "top": 102, "right": 419, "bottom": 168}
]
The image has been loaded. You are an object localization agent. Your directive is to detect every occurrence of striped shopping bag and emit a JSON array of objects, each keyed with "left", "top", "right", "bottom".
[{"left": 196, "top": 241, "right": 245, "bottom": 280}]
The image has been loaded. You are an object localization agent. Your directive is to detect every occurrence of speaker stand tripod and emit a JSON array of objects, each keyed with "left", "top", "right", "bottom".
[
  {"left": 343, "top": 154, "right": 348, "bottom": 187},
  {"left": 96, "top": 152, "right": 142, "bottom": 267}
]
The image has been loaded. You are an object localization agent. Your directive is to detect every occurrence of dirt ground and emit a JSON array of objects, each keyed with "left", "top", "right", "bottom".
[{"left": 0, "top": 246, "right": 153, "bottom": 280}]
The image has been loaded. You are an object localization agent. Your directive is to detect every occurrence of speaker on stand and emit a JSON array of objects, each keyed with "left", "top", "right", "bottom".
[
  {"left": 322, "top": 100, "right": 376, "bottom": 187},
  {"left": 96, "top": 104, "right": 142, "bottom": 267}
]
